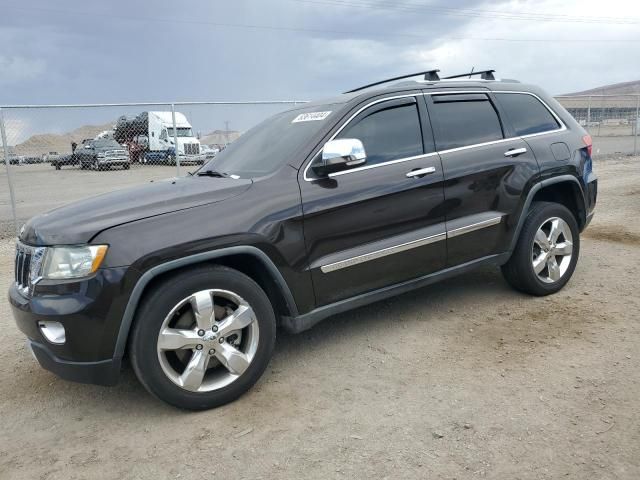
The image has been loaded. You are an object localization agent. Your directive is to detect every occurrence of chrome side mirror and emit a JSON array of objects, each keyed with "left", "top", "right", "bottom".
[{"left": 312, "top": 138, "right": 367, "bottom": 176}]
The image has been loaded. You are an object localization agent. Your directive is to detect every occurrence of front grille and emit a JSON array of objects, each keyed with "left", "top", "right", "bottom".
[
  {"left": 184, "top": 143, "right": 199, "bottom": 155},
  {"left": 105, "top": 149, "right": 127, "bottom": 157},
  {"left": 14, "top": 242, "right": 45, "bottom": 296}
]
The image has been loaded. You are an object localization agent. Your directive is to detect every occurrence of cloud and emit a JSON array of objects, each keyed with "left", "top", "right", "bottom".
[{"left": 0, "top": 55, "right": 46, "bottom": 86}]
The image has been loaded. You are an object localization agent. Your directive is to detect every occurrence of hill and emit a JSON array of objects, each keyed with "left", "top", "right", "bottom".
[
  {"left": 13, "top": 122, "right": 114, "bottom": 157},
  {"left": 200, "top": 129, "right": 241, "bottom": 146},
  {"left": 564, "top": 80, "right": 640, "bottom": 96}
]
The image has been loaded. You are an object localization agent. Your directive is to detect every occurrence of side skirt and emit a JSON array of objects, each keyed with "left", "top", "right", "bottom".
[{"left": 281, "top": 252, "right": 511, "bottom": 334}]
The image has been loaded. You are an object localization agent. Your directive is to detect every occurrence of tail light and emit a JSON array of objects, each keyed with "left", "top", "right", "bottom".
[{"left": 582, "top": 134, "right": 593, "bottom": 157}]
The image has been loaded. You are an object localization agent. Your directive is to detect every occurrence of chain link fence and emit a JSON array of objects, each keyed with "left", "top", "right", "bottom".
[
  {"left": 556, "top": 94, "right": 640, "bottom": 157},
  {"left": 2, "top": 95, "right": 638, "bottom": 239},
  {"left": 0, "top": 101, "right": 306, "bottom": 239}
]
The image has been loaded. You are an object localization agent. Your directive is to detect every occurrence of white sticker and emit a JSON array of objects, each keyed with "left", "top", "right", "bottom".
[{"left": 292, "top": 111, "right": 332, "bottom": 123}]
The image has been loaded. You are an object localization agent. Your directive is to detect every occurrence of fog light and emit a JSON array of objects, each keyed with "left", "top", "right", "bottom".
[{"left": 38, "top": 321, "right": 66, "bottom": 345}]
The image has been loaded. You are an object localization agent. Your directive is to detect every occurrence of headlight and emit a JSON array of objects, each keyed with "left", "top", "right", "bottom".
[{"left": 42, "top": 245, "right": 108, "bottom": 279}]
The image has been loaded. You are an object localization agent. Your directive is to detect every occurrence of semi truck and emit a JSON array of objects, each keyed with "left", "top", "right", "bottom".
[{"left": 114, "top": 111, "right": 202, "bottom": 165}]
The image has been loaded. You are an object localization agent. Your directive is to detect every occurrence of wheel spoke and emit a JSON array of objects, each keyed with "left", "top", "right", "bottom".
[
  {"left": 533, "top": 253, "right": 548, "bottom": 274},
  {"left": 553, "top": 240, "right": 573, "bottom": 256},
  {"left": 214, "top": 342, "right": 250, "bottom": 376},
  {"left": 548, "top": 219, "right": 562, "bottom": 243},
  {"left": 217, "top": 304, "right": 256, "bottom": 338},
  {"left": 158, "top": 328, "right": 201, "bottom": 351},
  {"left": 534, "top": 229, "right": 550, "bottom": 250},
  {"left": 190, "top": 291, "right": 215, "bottom": 330},
  {"left": 547, "top": 257, "right": 561, "bottom": 281},
  {"left": 179, "top": 349, "right": 209, "bottom": 391}
]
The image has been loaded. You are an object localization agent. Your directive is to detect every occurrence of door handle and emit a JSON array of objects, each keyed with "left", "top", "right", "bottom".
[
  {"left": 406, "top": 166, "right": 436, "bottom": 178},
  {"left": 504, "top": 147, "right": 527, "bottom": 157}
]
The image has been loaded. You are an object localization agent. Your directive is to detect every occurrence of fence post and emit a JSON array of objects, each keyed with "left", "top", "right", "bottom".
[
  {"left": 0, "top": 107, "right": 19, "bottom": 236},
  {"left": 171, "top": 103, "right": 181, "bottom": 176},
  {"left": 634, "top": 95, "right": 639, "bottom": 157},
  {"left": 586, "top": 95, "right": 592, "bottom": 127}
]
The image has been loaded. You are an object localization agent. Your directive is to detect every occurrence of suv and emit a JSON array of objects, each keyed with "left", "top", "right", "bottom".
[{"left": 10, "top": 70, "right": 597, "bottom": 410}]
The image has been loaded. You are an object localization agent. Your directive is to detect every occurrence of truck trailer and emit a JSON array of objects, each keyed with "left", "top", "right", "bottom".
[{"left": 114, "top": 111, "right": 202, "bottom": 165}]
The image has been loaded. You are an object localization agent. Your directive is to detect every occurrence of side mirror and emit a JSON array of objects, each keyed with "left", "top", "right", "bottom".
[{"left": 312, "top": 138, "right": 366, "bottom": 177}]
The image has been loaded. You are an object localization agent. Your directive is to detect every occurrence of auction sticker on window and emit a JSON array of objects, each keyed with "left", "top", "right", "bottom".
[{"left": 292, "top": 111, "right": 332, "bottom": 123}]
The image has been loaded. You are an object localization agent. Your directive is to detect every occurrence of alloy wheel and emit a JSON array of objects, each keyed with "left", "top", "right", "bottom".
[
  {"left": 156, "top": 289, "right": 259, "bottom": 392},
  {"left": 531, "top": 217, "right": 574, "bottom": 284}
]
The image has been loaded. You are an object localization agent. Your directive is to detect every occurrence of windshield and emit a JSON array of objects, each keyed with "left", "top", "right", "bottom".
[
  {"left": 166, "top": 127, "right": 194, "bottom": 137},
  {"left": 198, "top": 104, "right": 340, "bottom": 178}
]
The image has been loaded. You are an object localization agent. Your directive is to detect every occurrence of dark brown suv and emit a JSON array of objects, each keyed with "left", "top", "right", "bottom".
[{"left": 10, "top": 70, "right": 597, "bottom": 409}]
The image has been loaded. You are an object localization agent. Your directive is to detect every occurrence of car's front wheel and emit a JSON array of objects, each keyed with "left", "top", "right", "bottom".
[
  {"left": 502, "top": 201, "right": 580, "bottom": 296},
  {"left": 130, "top": 265, "right": 276, "bottom": 410}
]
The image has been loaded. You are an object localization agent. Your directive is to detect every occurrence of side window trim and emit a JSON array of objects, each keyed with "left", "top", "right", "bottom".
[{"left": 302, "top": 90, "right": 566, "bottom": 181}]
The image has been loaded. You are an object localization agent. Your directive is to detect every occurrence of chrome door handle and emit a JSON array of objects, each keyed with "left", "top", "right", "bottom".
[
  {"left": 504, "top": 147, "right": 527, "bottom": 157},
  {"left": 406, "top": 167, "right": 436, "bottom": 178}
]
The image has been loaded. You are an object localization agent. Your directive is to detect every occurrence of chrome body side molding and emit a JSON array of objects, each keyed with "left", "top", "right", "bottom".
[{"left": 318, "top": 213, "right": 504, "bottom": 273}]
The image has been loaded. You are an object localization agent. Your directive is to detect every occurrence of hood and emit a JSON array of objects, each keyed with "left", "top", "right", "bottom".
[{"left": 20, "top": 176, "right": 252, "bottom": 245}]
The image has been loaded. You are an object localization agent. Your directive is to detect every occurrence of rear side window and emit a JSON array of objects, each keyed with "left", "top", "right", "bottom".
[
  {"left": 338, "top": 102, "right": 423, "bottom": 165},
  {"left": 495, "top": 93, "right": 560, "bottom": 136},
  {"left": 430, "top": 94, "right": 503, "bottom": 150}
]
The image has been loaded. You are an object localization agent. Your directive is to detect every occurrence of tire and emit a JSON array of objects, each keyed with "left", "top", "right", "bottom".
[
  {"left": 129, "top": 265, "right": 276, "bottom": 410},
  {"left": 501, "top": 201, "right": 580, "bottom": 296},
  {"left": 123, "top": 163, "right": 130, "bottom": 170},
  {"left": 54, "top": 164, "right": 61, "bottom": 170}
]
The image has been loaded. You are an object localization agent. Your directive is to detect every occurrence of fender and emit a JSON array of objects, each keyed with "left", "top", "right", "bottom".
[
  {"left": 508, "top": 175, "right": 585, "bottom": 253},
  {"left": 112, "top": 245, "right": 299, "bottom": 360}
]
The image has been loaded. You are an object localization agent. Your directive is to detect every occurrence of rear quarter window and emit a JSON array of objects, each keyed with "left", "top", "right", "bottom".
[{"left": 495, "top": 93, "right": 560, "bottom": 136}]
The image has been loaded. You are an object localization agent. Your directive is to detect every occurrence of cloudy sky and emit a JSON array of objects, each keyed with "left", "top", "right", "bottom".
[{"left": 1, "top": 0, "right": 639, "bottom": 141}]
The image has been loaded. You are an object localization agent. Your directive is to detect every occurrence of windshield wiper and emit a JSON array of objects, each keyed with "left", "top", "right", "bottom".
[{"left": 196, "top": 170, "right": 229, "bottom": 178}]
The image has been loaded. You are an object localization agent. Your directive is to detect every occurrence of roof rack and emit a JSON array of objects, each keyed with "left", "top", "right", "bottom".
[
  {"left": 442, "top": 69, "right": 496, "bottom": 80},
  {"left": 343, "top": 69, "right": 504, "bottom": 94},
  {"left": 344, "top": 70, "right": 441, "bottom": 94}
]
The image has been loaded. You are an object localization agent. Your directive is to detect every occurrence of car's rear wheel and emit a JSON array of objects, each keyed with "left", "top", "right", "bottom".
[
  {"left": 130, "top": 265, "right": 276, "bottom": 410},
  {"left": 501, "top": 201, "right": 580, "bottom": 296}
]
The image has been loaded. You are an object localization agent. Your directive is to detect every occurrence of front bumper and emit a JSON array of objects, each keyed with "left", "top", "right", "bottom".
[
  {"left": 9, "top": 266, "right": 132, "bottom": 386},
  {"left": 26, "top": 340, "right": 120, "bottom": 386}
]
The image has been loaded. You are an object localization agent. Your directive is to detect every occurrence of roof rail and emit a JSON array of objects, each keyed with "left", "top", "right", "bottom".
[
  {"left": 344, "top": 70, "right": 440, "bottom": 94},
  {"left": 443, "top": 69, "right": 496, "bottom": 80}
]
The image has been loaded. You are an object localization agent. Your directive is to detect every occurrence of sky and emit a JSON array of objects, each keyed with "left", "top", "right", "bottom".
[{"left": 1, "top": 0, "right": 639, "bottom": 143}]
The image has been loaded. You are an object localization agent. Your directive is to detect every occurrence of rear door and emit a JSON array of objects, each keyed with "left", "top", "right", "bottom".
[
  {"left": 425, "top": 91, "right": 539, "bottom": 266},
  {"left": 300, "top": 94, "right": 447, "bottom": 306}
]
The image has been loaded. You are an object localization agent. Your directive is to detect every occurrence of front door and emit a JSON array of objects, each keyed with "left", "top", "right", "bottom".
[{"left": 300, "top": 94, "right": 447, "bottom": 306}]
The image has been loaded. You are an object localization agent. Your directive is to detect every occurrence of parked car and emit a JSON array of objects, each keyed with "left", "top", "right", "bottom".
[
  {"left": 200, "top": 144, "right": 219, "bottom": 160},
  {"left": 76, "top": 138, "right": 130, "bottom": 170},
  {"left": 50, "top": 152, "right": 78, "bottom": 170},
  {"left": 10, "top": 69, "right": 597, "bottom": 410}
]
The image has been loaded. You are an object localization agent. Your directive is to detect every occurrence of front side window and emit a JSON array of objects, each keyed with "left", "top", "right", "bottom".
[
  {"left": 495, "top": 93, "right": 560, "bottom": 136},
  {"left": 430, "top": 94, "right": 504, "bottom": 151},
  {"left": 337, "top": 101, "right": 423, "bottom": 165}
]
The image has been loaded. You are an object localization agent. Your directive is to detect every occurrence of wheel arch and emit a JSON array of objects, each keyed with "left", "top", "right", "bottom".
[
  {"left": 112, "top": 246, "right": 298, "bottom": 361},
  {"left": 509, "top": 175, "right": 586, "bottom": 253}
]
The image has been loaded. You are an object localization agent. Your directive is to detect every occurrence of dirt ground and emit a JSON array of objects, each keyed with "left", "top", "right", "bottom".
[{"left": 0, "top": 157, "right": 639, "bottom": 480}]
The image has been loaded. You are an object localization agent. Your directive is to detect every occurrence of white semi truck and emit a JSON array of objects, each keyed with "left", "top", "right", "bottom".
[{"left": 114, "top": 111, "right": 202, "bottom": 165}]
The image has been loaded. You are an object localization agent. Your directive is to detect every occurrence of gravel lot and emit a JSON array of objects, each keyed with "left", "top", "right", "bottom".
[{"left": 0, "top": 157, "right": 639, "bottom": 479}]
